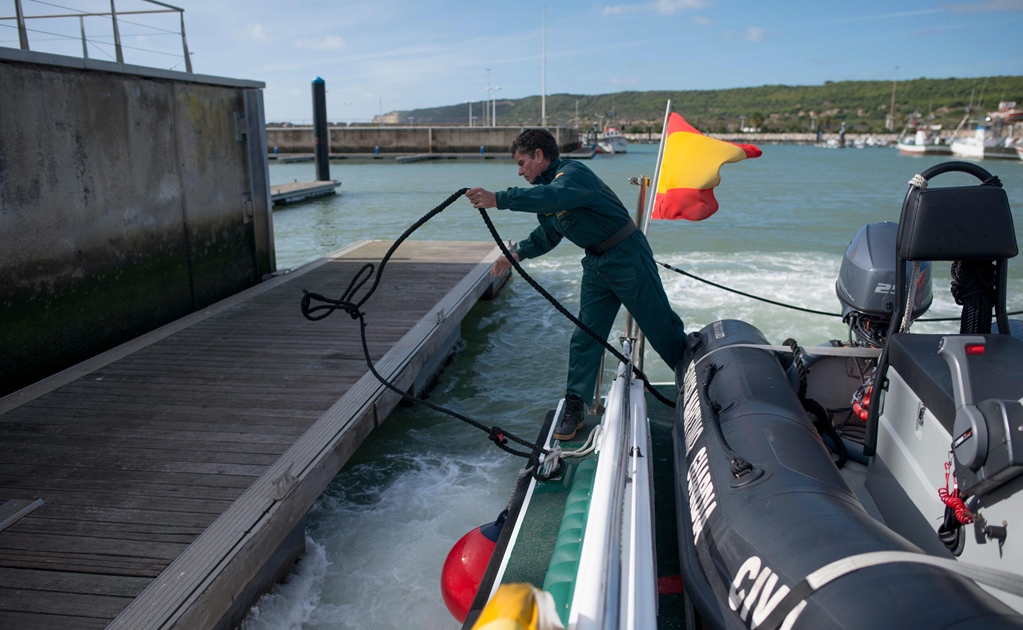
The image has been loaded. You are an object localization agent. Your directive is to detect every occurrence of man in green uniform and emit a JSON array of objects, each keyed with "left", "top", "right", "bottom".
[{"left": 466, "top": 129, "right": 687, "bottom": 440}]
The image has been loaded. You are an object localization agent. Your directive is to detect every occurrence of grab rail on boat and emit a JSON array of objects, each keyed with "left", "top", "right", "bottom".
[{"left": 570, "top": 342, "right": 631, "bottom": 629}]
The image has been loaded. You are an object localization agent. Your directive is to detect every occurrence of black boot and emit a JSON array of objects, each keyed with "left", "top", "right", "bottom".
[{"left": 554, "top": 394, "right": 586, "bottom": 441}]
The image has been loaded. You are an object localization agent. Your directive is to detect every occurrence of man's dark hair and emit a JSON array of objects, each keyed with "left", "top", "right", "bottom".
[{"left": 510, "top": 128, "right": 560, "bottom": 161}]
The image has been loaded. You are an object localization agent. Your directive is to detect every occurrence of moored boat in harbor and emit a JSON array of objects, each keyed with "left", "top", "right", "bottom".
[
  {"left": 898, "top": 125, "right": 952, "bottom": 155},
  {"left": 597, "top": 125, "right": 628, "bottom": 154},
  {"left": 950, "top": 102, "right": 1023, "bottom": 160}
]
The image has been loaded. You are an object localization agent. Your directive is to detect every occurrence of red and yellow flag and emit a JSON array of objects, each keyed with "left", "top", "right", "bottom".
[{"left": 652, "top": 113, "right": 761, "bottom": 221}]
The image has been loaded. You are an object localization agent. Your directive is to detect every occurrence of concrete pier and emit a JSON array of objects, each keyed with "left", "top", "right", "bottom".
[
  {"left": 0, "top": 240, "right": 509, "bottom": 630},
  {"left": 266, "top": 125, "right": 580, "bottom": 155}
]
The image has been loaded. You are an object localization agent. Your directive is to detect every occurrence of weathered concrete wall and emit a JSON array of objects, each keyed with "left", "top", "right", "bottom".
[
  {"left": 266, "top": 125, "right": 580, "bottom": 154},
  {"left": 0, "top": 51, "right": 273, "bottom": 397}
]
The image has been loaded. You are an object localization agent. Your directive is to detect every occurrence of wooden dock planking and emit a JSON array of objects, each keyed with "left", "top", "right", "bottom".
[{"left": 0, "top": 239, "right": 505, "bottom": 629}]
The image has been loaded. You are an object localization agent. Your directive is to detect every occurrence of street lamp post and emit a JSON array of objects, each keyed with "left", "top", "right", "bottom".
[
  {"left": 466, "top": 101, "right": 473, "bottom": 127},
  {"left": 492, "top": 87, "right": 501, "bottom": 127},
  {"left": 485, "top": 68, "right": 491, "bottom": 127}
]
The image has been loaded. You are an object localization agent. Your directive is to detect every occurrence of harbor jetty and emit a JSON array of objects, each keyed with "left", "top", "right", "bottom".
[
  {"left": 0, "top": 44, "right": 510, "bottom": 630},
  {"left": 266, "top": 125, "right": 579, "bottom": 155}
]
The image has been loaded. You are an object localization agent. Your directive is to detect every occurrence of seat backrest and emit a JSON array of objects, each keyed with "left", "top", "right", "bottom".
[{"left": 898, "top": 184, "right": 1017, "bottom": 262}]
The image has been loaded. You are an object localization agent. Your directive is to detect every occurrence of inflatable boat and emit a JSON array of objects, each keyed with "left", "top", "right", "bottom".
[{"left": 446, "top": 162, "right": 1023, "bottom": 629}]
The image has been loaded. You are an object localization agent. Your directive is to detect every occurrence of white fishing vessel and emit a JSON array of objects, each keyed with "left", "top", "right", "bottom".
[
  {"left": 950, "top": 102, "right": 1023, "bottom": 160},
  {"left": 898, "top": 125, "right": 951, "bottom": 155},
  {"left": 596, "top": 125, "right": 628, "bottom": 154}
]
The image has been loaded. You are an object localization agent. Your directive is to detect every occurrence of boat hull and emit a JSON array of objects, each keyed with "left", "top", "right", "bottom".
[
  {"left": 897, "top": 142, "right": 952, "bottom": 155},
  {"left": 597, "top": 136, "right": 628, "bottom": 154},
  {"left": 951, "top": 140, "right": 1019, "bottom": 160},
  {"left": 675, "top": 319, "right": 1023, "bottom": 629}
]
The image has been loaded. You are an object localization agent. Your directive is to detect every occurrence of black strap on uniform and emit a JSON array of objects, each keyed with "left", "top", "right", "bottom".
[{"left": 586, "top": 219, "right": 637, "bottom": 256}]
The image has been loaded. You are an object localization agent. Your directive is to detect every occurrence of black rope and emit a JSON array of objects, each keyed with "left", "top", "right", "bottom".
[
  {"left": 477, "top": 209, "right": 677, "bottom": 409},
  {"left": 951, "top": 260, "right": 997, "bottom": 334},
  {"left": 702, "top": 363, "right": 754, "bottom": 478},
  {"left": 657, "top": 261, "right": 843, "bottom": 317},
  {"left": 784, "top": 338, "right": 848, "bottom": 468},
  {"left": 657, "top": 259, "right": 1023, "bottom": 323},
  {"left": 300, "top": 188, "right": 548, "bottom": 466}
]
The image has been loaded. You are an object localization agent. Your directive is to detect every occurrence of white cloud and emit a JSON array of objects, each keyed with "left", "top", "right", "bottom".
[
  {"left": 745, "top": 26, "right": 765, "bottom": 42},
  {"left": 692, "top": 15, "right": 713, "bottom": 25},
  {"left": 945, "top": 0, "right": 1023, "bottom": 11},
  {"left": 240, "top": 24, "right": 269, "bottom": 43},
  {"left": 603, "top": 0, "right": 707, "bottom": 16},
  {"left": 292, "top": 36, "right": 346, "bottom": 51},
  {"left": 651, "top": 0, "right": 709, "bottom": 15}
]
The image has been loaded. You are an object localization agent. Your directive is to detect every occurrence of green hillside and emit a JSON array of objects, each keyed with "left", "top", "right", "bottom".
[{"left": 395, "top": 76, "right": 1023, "bottom": 133}]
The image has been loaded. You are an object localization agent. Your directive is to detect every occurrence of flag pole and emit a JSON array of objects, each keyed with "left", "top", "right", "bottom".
[{"left": 642, "top": 99, "right": 672, "bottom": 234}]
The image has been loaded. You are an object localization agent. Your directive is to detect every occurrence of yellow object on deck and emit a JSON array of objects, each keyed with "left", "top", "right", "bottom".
[{"left": 471, "top": 583, "right": 565, "bottom": 630}]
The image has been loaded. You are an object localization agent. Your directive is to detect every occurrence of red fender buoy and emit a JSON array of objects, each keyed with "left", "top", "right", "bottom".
[{"left": 441, "top": 511, "right": 506, "bottom": 622}]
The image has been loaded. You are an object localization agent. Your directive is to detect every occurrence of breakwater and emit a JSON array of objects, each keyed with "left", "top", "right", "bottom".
[
  {"left": 624, "top": 132, "right": 900, "bottom": 145},
  {"left": 266, "top": 125, "right": 579, "bottom": 154}
]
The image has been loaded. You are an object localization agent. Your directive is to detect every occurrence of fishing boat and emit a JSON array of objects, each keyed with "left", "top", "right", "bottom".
[
  {"left": 597, "top": 125, "right": 628, "bottom": 154},
  {"left": 897, "top": 124, "right": 951, "bottom": 155},
  {"left": 443, "top": 159, "right": 1023, "bottom": 629},
  {"left": 950, "top": 102, "right": 1023, "bottom": 160}
]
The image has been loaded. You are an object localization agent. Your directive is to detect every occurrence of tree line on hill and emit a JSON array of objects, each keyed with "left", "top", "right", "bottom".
[{"left": 393, "top": 76, "right": 1023, "bottom": 134}]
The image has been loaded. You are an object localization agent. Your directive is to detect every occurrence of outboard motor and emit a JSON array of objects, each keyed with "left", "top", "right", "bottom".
[{"left": 836, "top": 222, "right": 933, "bottom": 347}]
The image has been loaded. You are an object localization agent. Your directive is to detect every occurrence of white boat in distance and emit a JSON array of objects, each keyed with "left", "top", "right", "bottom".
[
  {"left": 897, "top": 126, "right": 951, "bottom": 155},
  {"left": 950, "top": 101, "right": 1023, "bottom": 160},
  {"left": 596, "top": 125, "right": 628, "bottom": 154}
]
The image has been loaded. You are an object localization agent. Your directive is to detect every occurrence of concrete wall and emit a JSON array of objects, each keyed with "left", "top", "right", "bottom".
[
  {"left": 266, "top": 125, "right": 580, "bottom": 154},
  {"left": 0, "top": 49, "right": 274, "bottom": 397}
]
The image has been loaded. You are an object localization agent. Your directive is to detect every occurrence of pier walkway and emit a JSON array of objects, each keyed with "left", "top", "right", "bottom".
[{"left": 0, "top": 240, "right": 505, "bottom": 630}]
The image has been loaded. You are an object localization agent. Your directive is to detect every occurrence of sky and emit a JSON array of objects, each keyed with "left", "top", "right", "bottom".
[{"left": 6, "top": 0, "right": 1023, "bottom": 123}]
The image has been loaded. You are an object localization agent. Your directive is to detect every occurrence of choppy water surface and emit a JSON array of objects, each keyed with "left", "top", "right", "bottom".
[{"left": 243, "top": 146, "right": 1023, "bottom": 629}]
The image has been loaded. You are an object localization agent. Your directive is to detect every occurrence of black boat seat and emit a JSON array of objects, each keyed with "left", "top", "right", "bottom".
[{"left": 886, "top": 332, "right": 1023, "bottom": 434}]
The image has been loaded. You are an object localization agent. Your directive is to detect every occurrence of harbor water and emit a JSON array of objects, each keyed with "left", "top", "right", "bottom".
[{"left": 243, "top": 145, "right": 1023, "bottom": 629}]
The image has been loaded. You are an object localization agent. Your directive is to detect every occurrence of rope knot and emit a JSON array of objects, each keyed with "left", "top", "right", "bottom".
[
  {"left": 909, "top": 174, "right": 928, "bottom": 189},
  {"left": 488, "top": 426, "right": 507, "bottom": 446}
]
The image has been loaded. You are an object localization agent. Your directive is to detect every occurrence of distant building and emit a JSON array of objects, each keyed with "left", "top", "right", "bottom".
[{"left": 372, "top": 112, "right": 400, "bottom": 124}]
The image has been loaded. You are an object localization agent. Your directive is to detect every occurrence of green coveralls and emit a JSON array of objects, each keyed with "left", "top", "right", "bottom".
[{"left": 495, "top": 157, "right": 687, "bottom": 405}]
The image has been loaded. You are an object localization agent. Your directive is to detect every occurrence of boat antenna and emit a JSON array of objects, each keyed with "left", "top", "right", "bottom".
[{"left": 978, "top": 77, "right": 988, "bottom": 111}]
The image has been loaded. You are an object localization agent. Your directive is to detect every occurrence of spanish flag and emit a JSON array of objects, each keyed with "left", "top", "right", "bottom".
[{"left": 652, "top": 113, "right": 761, "bottom": 221}]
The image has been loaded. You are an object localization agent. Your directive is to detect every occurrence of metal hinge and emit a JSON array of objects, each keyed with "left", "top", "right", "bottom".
[
  {"left": 234, "top": 111, "right": 247, "bottom": 141},
  {"left": 242, "top": 193, "right": 254, "bottom": 223}
]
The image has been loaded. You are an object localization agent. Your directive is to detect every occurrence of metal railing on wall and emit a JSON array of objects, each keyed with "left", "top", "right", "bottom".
[{"left": 2, "top": 0, "right": 191, "bottom": 72}]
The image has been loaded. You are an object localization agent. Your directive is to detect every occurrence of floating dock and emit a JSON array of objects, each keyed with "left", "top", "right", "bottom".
[
  {"left": 0, "top": 240, "right": 507, "bottom": 630},
  {"left": 270, "top": 180, "right": 341, "bottom": 206}
]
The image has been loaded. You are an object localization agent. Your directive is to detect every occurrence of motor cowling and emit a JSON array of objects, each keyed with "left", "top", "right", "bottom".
[{"left": 836, "top": 222, "right": 932, "bottom": 344}]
